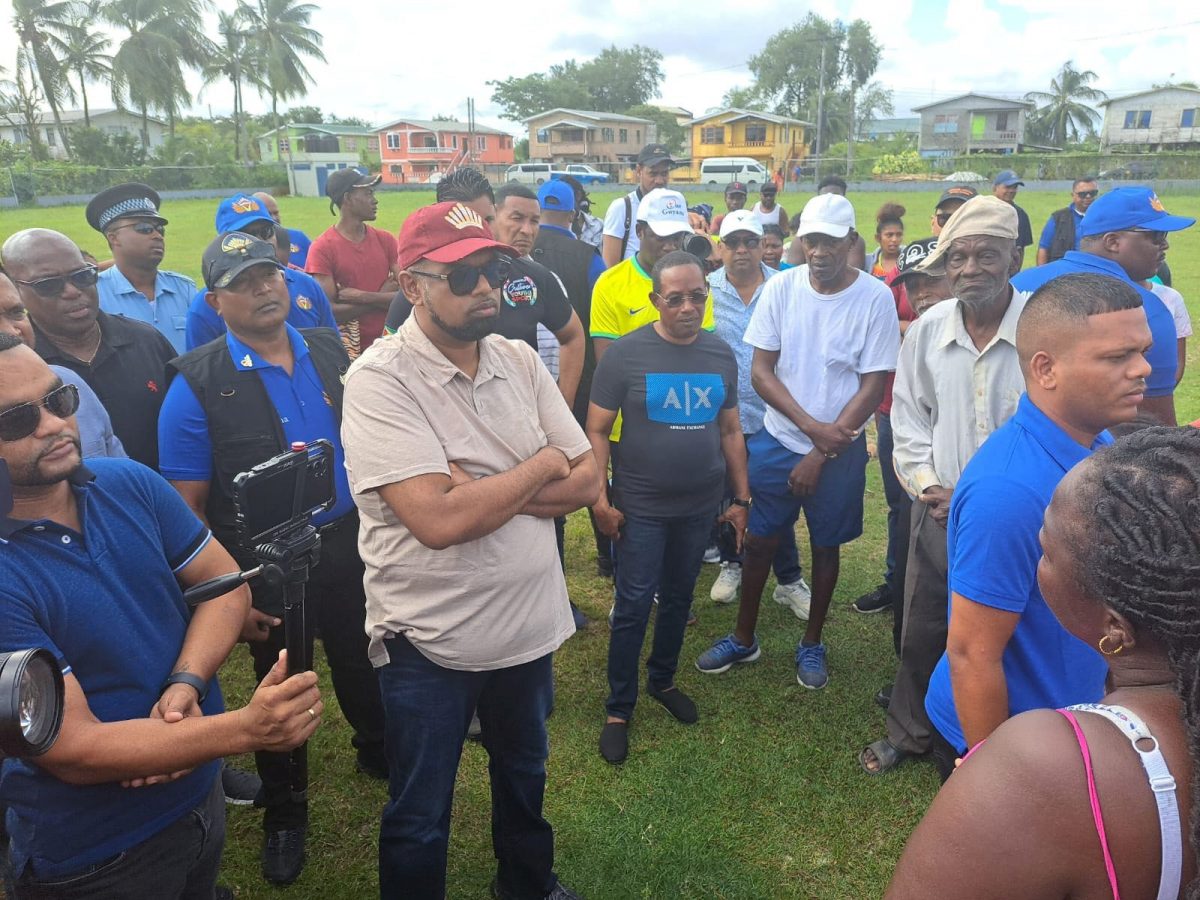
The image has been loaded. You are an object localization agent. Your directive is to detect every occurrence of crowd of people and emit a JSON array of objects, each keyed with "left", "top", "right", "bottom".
[{"left": 0, "top": 138, "right": 1197, "bottom": 899}]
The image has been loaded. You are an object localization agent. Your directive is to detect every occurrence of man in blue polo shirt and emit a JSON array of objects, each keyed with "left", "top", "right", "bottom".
[
  {"left": 253, "top": 191, "right": 312, "bottom": 268},
  {"left": 1012, "top": 186, "right": 1193, "bottom": 426},
  {"left": 0, "top": 334, "right": 321, "bottom": 898},
  {"left": 158, "top": 232, "right": 386, "bottom": 886},
  {"left": 1035, "top": 177, "right": 1099, "bottom": 265},
  {"left": 87, "top": 182, "right": 195, "bottom": 354},
  {"left": 185, "top": 193, "right": 337, "bottom": 349},
  {"left": 923, "top": 272, "right": 1152, "bottom": 780}
]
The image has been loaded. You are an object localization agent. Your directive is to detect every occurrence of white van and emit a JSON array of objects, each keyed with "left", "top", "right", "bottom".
[
  {"left": 699, "top": 157, "right": 769, "bottom": 188},
  {"left": 505, "top": 163, "right": 553, "bottom": 185}
]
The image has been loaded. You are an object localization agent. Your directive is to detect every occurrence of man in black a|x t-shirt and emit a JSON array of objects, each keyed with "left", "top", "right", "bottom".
[{"left": 586, "top": 251, "right": 749, "bottom": 764}]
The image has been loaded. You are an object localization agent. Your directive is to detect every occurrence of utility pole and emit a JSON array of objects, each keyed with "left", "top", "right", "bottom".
[
  {"left": 466, "top": 97, "right": 475, "bottom": 167},
  {"left": 814, "top": 42, "right": 827, "bottom": 183}
]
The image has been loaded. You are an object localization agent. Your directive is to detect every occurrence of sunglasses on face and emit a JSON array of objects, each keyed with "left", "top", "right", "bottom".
[
  {"left": 0, "top": 383, "right": 80, "bottom": 442},
  {"left": 111, "top": 221, "right": 166, "bottom": 236},
  {"left": 935, "top": 211, "right": 954, "bottom": 226},
  {"left": 656, "top": 290, "right": 707, "bottom": 309},
  {"left": 12, "top": 265, "right": 99, "bottom": 299},
  {"left": 1075, "top": 189, "right": 1099, "bottom": 199},
  {"left": 1128, "top": 228, "right": 1169, "bottom": 246},
  {"left": 723, "top": 236, "right": 760, "bottom": 250},
  {"left": 409, "top": 255, "right": 513, "bottom": 296}
]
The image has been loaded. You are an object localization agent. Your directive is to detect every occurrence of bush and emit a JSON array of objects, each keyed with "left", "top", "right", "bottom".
[
  {"left": 3, "top": 161, "right": 291, "bottom": 203},
  {"left": 872, "top": 150, "right": 927, "bottom": 176}
]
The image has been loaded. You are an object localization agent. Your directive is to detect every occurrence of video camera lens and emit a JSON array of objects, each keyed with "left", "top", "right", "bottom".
[
  {"left": 0, "top": 648, "right": 65, "bottom": 758},
  {"left": 684, "top": 234, "right": 713, "bottom": 261}
]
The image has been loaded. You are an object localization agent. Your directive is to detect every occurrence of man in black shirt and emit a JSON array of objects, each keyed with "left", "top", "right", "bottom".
[
  {"left": 992, "top": 170, "right": 1033, "bottom": 266},
  {"left": 587, "top": 251, "right": 748, "bottom": 764},
  {"left": 2, "top": 228, "right": 174, "bottom": 469}
]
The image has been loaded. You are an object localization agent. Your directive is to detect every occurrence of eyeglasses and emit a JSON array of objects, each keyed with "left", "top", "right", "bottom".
[
  {"left": 723, "top": 235, "right": 760, "bottom": 250},
  {"left": 109, "top": 221, "right": 165, "bottom": 236},
  {"left": 1127, "top": 228, "right": 1169, "bottom": 246},
  {"left": 1074, "top": 189, "right": 1099, "bottom": 199},
  {"left": 241, "top": 220, "right": 277, "bottom": 240},
  {"left": 0, "top": 383, "right": 80, "bottom": 442},
  {"left": 935, "top": 211, "right": 954, "bottom": 226},
  {"left": 656, "top": 290, "right": 708, "bottom": 309},
  {"left": 12, "top": 266, "right": 99, "bottom": 299},
  {"left": 408, "top": 256, "right": 512, "bottom": 296}
]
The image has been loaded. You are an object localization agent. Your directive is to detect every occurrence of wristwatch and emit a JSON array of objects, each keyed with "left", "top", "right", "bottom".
[
  {"left": 730, "top": 498, "right": 752, "bottom": 509},
  {"left": 161, "top": 672, "right": 209, "bottom": 703}
]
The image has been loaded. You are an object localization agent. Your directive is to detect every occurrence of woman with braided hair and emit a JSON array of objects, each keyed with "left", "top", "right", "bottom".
[{"left": 888, "top": 425, "right": 1199, "bottom": 899}]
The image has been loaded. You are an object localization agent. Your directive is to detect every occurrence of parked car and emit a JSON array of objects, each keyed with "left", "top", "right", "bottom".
[
  {"left": 554, "top": 164, "right": 609, "bottom": 185},
  {"left": 506, "top": 163, "right": 553, "bottom": 185}
]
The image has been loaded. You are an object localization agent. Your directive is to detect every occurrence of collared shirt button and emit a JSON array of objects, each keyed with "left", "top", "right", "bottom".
[{"left": 61, "top": 534, "right": 72, "bottom": 544}]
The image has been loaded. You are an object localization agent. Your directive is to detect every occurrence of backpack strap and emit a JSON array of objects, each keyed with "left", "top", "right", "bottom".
[{"left": 619, "top": 194, "right": 632, "bottom": 261}]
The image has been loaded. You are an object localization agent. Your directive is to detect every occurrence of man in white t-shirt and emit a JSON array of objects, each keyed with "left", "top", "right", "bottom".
[
  {"left": 1147, "top": 279, "right": 1191, "bottom": 384},
  {"left": 696, "top": 194, "right": 900, "bottom": 689},
  {"left": 601, "top": 143, "right": 674, "bottom": 268}
]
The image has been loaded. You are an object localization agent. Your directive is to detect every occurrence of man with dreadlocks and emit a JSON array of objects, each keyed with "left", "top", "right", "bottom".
[
  {"left": 921, "top": 272, "right": 1153, "bottom": 781},
  {"left": 888, "top": 425, "right": 1199, "bottom": 899}
]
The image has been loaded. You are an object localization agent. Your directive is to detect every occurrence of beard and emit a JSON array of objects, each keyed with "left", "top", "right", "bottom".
[
  {"left": 10, "top": 435, "right": 82, "bottom": 486},
  {"left": 427, "top": 304, "right": 496, "bottom": 343}
]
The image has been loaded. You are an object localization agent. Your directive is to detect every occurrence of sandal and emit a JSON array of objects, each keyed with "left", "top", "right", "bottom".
[{"left": 860, "top": 738, "right": 908, "bottom": 776}]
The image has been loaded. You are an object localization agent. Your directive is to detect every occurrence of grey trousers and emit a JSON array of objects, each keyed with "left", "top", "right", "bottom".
[{"left": 885, "top": 501, "right": 949, "bottom": 755}]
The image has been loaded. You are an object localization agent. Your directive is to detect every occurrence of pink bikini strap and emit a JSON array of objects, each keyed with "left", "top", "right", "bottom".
[{"left": 1058, "top": 708, "right": 1122, "bottom": 900}]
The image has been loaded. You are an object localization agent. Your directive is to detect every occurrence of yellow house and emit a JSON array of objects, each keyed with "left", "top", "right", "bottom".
[{"left": 687, "top": 108, "right": 812, "bottom": 180}]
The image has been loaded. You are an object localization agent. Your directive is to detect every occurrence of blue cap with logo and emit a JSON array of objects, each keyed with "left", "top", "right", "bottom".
[
  {"left": 215, "top": 194, "right": 275, "bottom": 234},
  {"left": 993, "top": 170, "right": 1023, "bottom": 187},
  {"left": 537, "top": 180, "right": 575, "bottom": 212},
  {"left": 1078, "top": 187, "right": 1196, "bottom": 237}
]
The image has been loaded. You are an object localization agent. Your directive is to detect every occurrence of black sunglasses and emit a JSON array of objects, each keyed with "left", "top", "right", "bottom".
[
  {"left": 1128, "top": 228, "right": 1169, "bottom": 245},
  {"left": 110, "top": 221, "right": 166, "bottom": 236},
  {"left": 656, "top": 289, "right": 708, "bottom": 309},
  {"left": 1075, "top": 189, "right": 1099, "bottom": 199},
  {"left": 12, "top": 266, "right": 99, "bottom": 299},
  {"left": 0, "top": 383, "right": 80, "bottom": 442},
  {"left": 409, "top": 256, "right": 512, "bottom": 296},
  {"left": 723, "top": 235, "right": 760, "bottom": 250}
]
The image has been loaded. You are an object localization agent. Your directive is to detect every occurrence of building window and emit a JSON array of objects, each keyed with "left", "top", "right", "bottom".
[
  {"left": 995, "top": 112, "right": 1009, "bottom": 131},
  {"left": 367, "top": 138, "right": 378, "bottom": 150},
  {"left": 744, "top": 124, "right": 767, "bottom": 143},
  {"left": 933, "top": 114, "right": 959, "bottom": 134},
  {"left": 536, "top": 128, "right": 549, "bottom": 143},
  {"left": 701, "top": 126, "right": 725, "bottom": 144},
  {"left": 601, "top": 127, "right": 615, "bottom": 142},
  {"left": 1182, "top": 108, "right": 1197, "bottom": 128},
  {"left": 636, "top": 129, "right": 641, "bottom": 143},
  {"left": 452, "top": 135, "right": 458, "bottom": 148},
  {"left": 1124, "top": 110, "right": 1152, "bottom": 128},
  {"left": 343, "top": 138, "right": 357, "bottom": 151},
  {"left": 557, "top": 128, "right": 583, "bottom": 142},
  {"left": 618, "top": 128, "right": 628, "bottom": 144},
  {"left": 386, "top": 132, "right": 401, "bottom": 150},
  {"left": 477, "top": 136, "right": 486, "bottom": 150},
  {"left": 45, "top": 128, "right": 56, "bottom": 147},
  {"left": 278, "top": 138, "right": 290, "bottom": 152}
]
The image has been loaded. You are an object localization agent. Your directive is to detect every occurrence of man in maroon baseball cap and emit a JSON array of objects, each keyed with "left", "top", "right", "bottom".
[{"left": 341, "top": 198, "right": 599, "bottom": 900}]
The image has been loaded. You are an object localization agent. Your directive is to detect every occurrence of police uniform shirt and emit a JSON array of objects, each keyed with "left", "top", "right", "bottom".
[
  {"left": 32, "top": 312, "right": 174, "bottom": 471},
  {"left": 383, "top": 256, "right": 573, "bottom": 350},
  {"left": 97, "top": 265, "right": 196, "bottom": 354}
]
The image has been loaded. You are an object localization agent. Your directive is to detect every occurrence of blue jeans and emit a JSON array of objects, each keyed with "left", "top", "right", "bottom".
[
  {"left": 607, "top": 512, "right": 711, "bottom": 720},
  {"left": 376, "top": 635, "right": 558, "bottom": 900},
  {"left": 13, "top": 776, "right": 223, "bottom": 900}
]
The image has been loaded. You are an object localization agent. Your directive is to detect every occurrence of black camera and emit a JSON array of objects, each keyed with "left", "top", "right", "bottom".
[
  {"left": 684, "top": 233, "right": 713, "bottom": 261},
  {"left": 0, "top": 648, "right": 65, "bottom": 758}
]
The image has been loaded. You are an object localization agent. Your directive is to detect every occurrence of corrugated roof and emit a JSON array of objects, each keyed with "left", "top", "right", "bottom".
[
  {"left": 1099, "top": 86, "right": 1200, "bottom": 107},
  {"left": 522, "top": 108, "right": 654, "bottom": 124},
  {"left": 687, "top": 107, "right": 813, "bottom": 127},
  {"left": 376, "top": 117, "right": 508, "bottom": 135},
  {"left": 912, "top": 93, "right": 1033, "bottom": 112}
]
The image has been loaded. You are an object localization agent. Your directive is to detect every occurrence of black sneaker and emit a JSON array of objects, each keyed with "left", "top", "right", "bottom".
[
  {"left": 852, "top": 584, "right": 893, "bottom": 614},
  {"left": 221, "top": 764, "right": 262, "bottom": 806},
  {"left": 262, "top": 826, "right": 306, "bottom": 885},
  {"left": 491, "top": 877, "right": 584, "bottom": 900},
  {"left": 355, "top": 749, "right": 389, "bottom": 781},
  {"left": 570, "top": 601, "right": 589, "bottom": 631},
  {"left": 596, "top": 557, "right": 614, "bottom": 578}
]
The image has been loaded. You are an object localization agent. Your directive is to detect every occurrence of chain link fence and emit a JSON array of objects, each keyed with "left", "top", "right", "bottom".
[{"left": 3, "top": 163, "right": 291, "bottom": 205}]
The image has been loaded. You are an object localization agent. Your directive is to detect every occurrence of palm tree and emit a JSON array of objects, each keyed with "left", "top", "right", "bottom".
[
  {"left": 0, "top": 48, "right": 50, "bottom": 161},
  {"left": 240, "top": 0, "right": 326, "bottom": 137},
  {"left": 1025, "top": 62, "right": 1107, "bottom": 147},
  {"left": 11, "top": 0, "right": 75, "bottom": 153},
  {"left": 60, "top": 1, "right": 112, "bottom": 128},
  {"left": 201, "top": 9, "right": 252, "bottom": 160},
  {"left": 103, "top": 0, "right": 212, "bottom": 145}
]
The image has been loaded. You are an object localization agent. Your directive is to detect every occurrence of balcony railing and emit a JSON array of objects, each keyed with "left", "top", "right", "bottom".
[{"left": 406, "top": 146, "right": 457, "bottom": 154}]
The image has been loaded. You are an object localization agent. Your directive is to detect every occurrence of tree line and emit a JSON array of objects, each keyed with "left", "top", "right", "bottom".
[{"left": 4, "top": 0, "right": 326, "bottom": 162}]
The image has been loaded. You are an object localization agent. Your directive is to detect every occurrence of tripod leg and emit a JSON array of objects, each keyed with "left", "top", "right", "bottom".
[{"left": 283, "top": 583, "right": 310, "bottom": 803}]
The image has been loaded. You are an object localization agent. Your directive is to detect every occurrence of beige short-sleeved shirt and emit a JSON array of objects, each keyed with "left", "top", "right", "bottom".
[{"left": 341, "top": 315, "right": 590, "bottom": 671}]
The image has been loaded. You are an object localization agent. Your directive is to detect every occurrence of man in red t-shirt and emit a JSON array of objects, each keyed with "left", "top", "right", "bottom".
[{"left": 306, "top": 170, "right": 398, "bottom": 357}]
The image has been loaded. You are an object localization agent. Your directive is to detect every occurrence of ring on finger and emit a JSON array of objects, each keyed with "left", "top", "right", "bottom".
[{"left": 307, "top": 707, "right": 316, "bottom": 721}]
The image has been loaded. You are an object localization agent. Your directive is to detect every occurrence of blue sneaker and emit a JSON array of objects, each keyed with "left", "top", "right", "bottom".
[
  {"left": 795, "top": 642, "right": 828, "bottom": 689},
  {"left": 696, "top": 634, "right": 761, "bottom": 674}
]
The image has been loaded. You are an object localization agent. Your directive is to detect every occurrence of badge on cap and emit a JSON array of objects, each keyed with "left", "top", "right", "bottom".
[
  {"left": 445, "top": 204, "right": 484, "bottom": 231},
  {"left": 502, "top": 276, "right": 537, "bottom": 308},
  {"left": 231, "top": 197, "right": 259, "bottom": 214},
  {"left": 221, "top": 234, "right": 253, "bottom": 254},
  {"left": 1150, "top": 194, "right": 1165, "bottom": 212}
]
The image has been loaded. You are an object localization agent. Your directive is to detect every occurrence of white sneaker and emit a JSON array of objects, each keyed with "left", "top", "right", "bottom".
[
  {"left": 773, "top": 578, "right": 812, "bottom": 621},
  {"left": 710, "top": 562, "right": 742, "bottom": 603}
]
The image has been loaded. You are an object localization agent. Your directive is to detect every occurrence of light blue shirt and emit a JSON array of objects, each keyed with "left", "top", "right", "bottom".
[
  {"left": 97, "top": 265, "right": 195, "bottom": 354},
  {"left": 708, "top": 262, "right": 778, "bottom": 435},
  {"left": 50, "top": 366, "right": 125, "bottom": 459}
]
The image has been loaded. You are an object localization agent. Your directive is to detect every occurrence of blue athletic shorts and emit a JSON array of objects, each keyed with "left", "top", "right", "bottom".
[{"left": 746, "top": 428, "right": 867, "bottom": 547}]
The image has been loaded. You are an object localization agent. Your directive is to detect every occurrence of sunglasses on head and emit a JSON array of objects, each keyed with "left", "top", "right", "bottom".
[
  {"left": 1075, "top": 189, "right": 1099, "bottom": 199},
  {"left": 656, "top": 289, "right": 708, "bottom": 309},
  {"left": 723, "top": 235, "right": 760, "bottom": 250},
  {"left": 111, "top": 221, "right": 166, "bottom": 236},
  {"left": 0, "top": 383, "right": 80, "bottom": 442},
  {"left": 12, "top": 265, "right": 99, "bottom": 299},
  {"left": 408, "top": 256, "right": 512, "bottom": 296}
]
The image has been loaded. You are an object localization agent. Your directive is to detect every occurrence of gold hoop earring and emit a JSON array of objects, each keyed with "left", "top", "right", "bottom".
[{"left": 1098, "top": 635, "right": 1124, "bottom": 656}]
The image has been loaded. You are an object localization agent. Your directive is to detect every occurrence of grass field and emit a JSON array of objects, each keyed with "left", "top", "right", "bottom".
[{"left": 2, "top": 187, "right": 1199, "bottom": 899}]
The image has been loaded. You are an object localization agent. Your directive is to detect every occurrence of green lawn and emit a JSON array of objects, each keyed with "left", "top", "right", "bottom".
[{"left": 2, "top": 187, "right": 1199, "bottom": 899}]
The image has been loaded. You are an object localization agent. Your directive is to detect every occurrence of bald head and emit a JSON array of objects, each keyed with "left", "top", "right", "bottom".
[
  {"left": 1015, "top": 273, "right": 1144, "bottom": 372},
  {"left": 252, "top": 192, "right": 282, "bottom": 224},
  {"left": 1, "top": 228, "right": 81, "bottom": 279},
  {"left": 1, "top": 229, "right": 98, "bottom": 339}
]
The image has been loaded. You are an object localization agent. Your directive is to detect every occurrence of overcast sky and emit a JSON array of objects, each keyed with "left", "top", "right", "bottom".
[{"left": 3, "top": 0, "right": 1197, "bottom": 136}]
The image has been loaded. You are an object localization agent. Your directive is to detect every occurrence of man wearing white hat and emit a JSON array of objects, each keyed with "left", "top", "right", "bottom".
[{"left": 696, "top": 194, "right": 899, "bottom": 690}]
